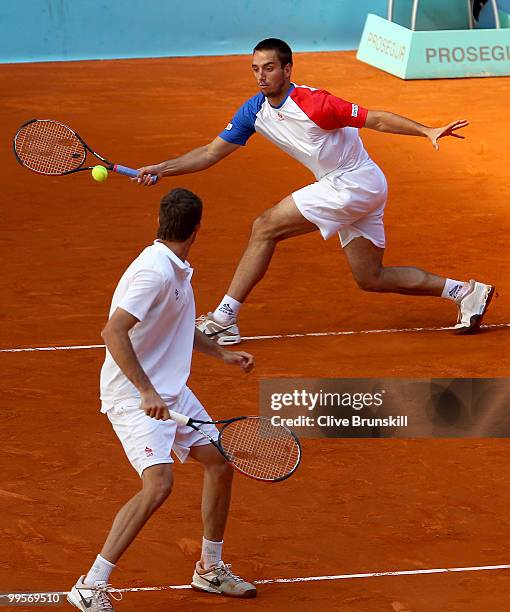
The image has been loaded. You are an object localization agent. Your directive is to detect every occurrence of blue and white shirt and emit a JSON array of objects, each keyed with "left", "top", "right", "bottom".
[{"left": 219, "top": 83, "right": 370, "bottom": 180}]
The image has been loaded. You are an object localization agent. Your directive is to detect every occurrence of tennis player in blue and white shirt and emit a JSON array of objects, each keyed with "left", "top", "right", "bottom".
[{"left": 138, "top": 38, "right": 494, "bottom": 344}]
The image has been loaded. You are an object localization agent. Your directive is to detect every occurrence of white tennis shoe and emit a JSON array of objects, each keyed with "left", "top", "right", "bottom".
[
  {"left": 67, "top": 576, "right": 121, "bottom": 611},
  {"left": 196, "top": 313, "right": 241, "bottom": 345},
  {"left": 453, "top": 280, "right": 495, "bottom": 334},
  {"left": 191, "top": 560, "right": 257, "bottom": 598}
]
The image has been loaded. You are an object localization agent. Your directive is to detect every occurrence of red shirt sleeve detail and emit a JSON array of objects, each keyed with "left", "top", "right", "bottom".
[{"left": 290, "top": 87, "right": 368, "bottom": 129}]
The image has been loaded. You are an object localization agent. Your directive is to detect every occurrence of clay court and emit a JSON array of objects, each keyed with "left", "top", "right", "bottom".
[{"left": 1, "top": 51, "right": 510, "bottom": 610}]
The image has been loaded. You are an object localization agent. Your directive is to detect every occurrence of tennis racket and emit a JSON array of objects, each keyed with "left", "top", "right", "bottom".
[
  {"left": 168, "top": 410, "right": 302, "bottom": 483},
  {"left": 13, "top": 119, "right": 157, "bottom": 183}
]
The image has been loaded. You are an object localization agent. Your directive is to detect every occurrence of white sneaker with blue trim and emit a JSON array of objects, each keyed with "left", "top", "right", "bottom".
[{"left": 453, "top": 280, "right": 495, "bottom": 334}]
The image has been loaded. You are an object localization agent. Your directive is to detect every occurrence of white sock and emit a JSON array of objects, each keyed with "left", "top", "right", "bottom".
[
  {"left": 85, "top": 554, "right": 116, "bottom": 585},
  {"left": 441, "top": 278, "right": 467, "bottom": 302},
  {"left": 201, "top": 537, "right": 223, "bottom": 570},
  {"left": 213, "top": 295, "right": 242, "bottom": 325}
]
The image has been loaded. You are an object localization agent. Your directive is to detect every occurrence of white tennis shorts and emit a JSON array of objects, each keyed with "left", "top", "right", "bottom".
[
  {"left": 292, "top": 160, "right": 388, "bottom": 248},
  {"left": 106, "top": 386, "right": 218, "bottom": 477}
]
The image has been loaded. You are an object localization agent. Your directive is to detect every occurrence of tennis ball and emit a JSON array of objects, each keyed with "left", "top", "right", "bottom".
[{"left": 92, "top": 165, "right": 108, "bottom": 182}]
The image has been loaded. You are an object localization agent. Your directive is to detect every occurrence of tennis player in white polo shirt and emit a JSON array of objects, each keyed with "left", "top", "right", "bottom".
[{"left": 68, "top": 188, "right": 257, "bottom": 612}]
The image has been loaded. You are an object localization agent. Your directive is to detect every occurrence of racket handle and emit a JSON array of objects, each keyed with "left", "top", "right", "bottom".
[
  {"left": 168, "top": 410, "right": 191, "bottom": 426},
  {"left": 113, "top": 164, "right": 158, "bottom": 184}
]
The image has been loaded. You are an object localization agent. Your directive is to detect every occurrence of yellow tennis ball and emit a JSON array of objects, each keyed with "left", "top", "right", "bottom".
[{"left": 91, "top": 165, "right": 108, "bottom": 182}]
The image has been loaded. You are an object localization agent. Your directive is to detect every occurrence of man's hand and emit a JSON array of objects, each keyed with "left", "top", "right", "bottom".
[
  {"left": 425, "top": 119, "right": 469, "bottom": 150},
  {"left": 365, "top": 111, "right": 469, "bottom": 151},
  {"left": 221, "top": 349, "right": 255, "bottom": 373},
  {"left": 141, "top": 388, "right": 170, "bottom": 420},
  {"left": 135, "top": 164, "right": 164, "bottom": 186}
]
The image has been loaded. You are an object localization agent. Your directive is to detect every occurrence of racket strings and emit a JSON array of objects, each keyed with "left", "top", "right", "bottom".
[
  {"left": 220, "top": 418, "right": 300, "bottom": 481},
  {"left": 15, "top": 120, "right": 85, "bottom": 174}
]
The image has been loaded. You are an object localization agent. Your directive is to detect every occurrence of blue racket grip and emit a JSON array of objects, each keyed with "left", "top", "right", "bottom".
[{"left": 113, "top": 164, "right": 158, "bottom": 184}]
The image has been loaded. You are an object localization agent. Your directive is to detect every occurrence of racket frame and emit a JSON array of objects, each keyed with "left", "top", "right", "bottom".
[
  {"left": 168, "top": 410, "right": 301, "bottom": 483},
  {"left": 13, "top": 119, "right": 157, "bottom": 182}
]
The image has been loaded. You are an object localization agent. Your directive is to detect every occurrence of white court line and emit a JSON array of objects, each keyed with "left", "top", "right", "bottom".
[
  {"left": 115, "top": 562, "right": 510, "bottom": 592},
  {"left": 1, "top": 563, "right": 507, "bottom": 599},
  {"left": 1, "top": 322, "right": 509, "bottom": 354},
  {"left": 0, "top": 344, "right": 106, "bottom": 354}
]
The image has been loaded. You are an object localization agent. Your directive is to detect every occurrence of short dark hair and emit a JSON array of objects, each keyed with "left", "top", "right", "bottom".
[
  {"left": 157, "top": 188, "right": 202, "bottom": 242},
  {"left": 253, "top": 38, "right": 293, "bottom": 67}
]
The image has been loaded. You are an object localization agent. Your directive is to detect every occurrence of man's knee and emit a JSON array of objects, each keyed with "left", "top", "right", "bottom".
[
  {"left": 205, "top": 458, "right": 234, "bottom": 481},
  {"left": 353, "top": 271, "right": 383, "bottom": 292},
  {"left": 251, "top": 210, "right": 276, "bottom": 241},
  {"left": 142, "top": 468, "right": 173, "bottom": 508},
  {"left": 251, "top": 204, "right": 293, "bottom": 242},
  {"left": 204, "top": 455, "right": 234, "bottom": 478}
]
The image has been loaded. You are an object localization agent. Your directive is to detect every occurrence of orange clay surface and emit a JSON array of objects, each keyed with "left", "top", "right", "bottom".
[{"left": 1, "top": 52, "right": 509, "bottom": 611}]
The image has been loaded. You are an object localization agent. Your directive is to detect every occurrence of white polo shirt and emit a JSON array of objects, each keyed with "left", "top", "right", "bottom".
[{"left": 100, "top": 240, "right": 195, "bottom": 412}]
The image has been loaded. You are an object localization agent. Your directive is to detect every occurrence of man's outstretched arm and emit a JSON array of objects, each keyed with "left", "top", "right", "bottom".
[
  {"left": 136, "top": 137, "right": 240, "bottom": 185},
  {"left": 364, "top": 110, "right": 468, "bottom": 150}
]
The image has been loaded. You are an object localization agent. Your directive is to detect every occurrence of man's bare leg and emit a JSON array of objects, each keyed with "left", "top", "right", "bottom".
[
  {"left": 226, "top": 195, "right": 316, "bottom": 303},
  {"left": 343, "top": 236, "right": 445, "bottom": 295},
  {"left": 196, "top": 195, "right": 316, "bottom": 341},
  {"left": 342, "top": 236, "right": 495, "bottom": 332},
  {"left": 100, "top": 464, "right": 173, "bottom": 564},
  {"left": 73, "top": 463, "right": 173, "bottom": 595},
  {"left": 198, "top": 203, "right": 493, "bottom": 340},
  {"left": 189, "top": 443, "right": 256, "bottom": 598},
  {"left": 189, "top": 443, "right": 234, "bottom": 545}
]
